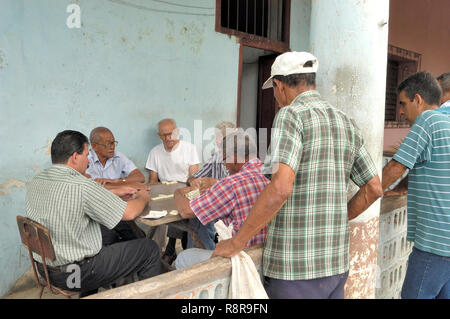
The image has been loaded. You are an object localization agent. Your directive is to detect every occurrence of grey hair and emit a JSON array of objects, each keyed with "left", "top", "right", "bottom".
[
  {"left": 157, "top": 118, "right": 177, "bottom": 130},
  {"left": 89, "top": 127, "right": 111, "bottom": 144},
  {"left": 437, "top": 72, "right": 450, "bottom": 94},
  {"left": 215, "top": 121, "right": 236, "bottom": 138},
  {"left": 222, "top": 129, "right": 257, "bottom": 162}
]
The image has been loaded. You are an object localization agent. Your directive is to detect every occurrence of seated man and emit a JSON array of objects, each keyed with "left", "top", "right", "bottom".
[
  {"left": 86, "top": 126, "right": 145, "bottom": 186},
  {"left": 145, "top": 118, "right": 200, "bottom": 264},
  {"left": 185, "top": 121, "right": 237, "bottom": 250},
  {"left": 86, "top": 126, "right": 147, "bottom": 244},
  {"left": 174, "top": 131, "right": 269, "bottom": 269},
  {"left": 26, "top": 130, "right": 162, "bottom": 297}
]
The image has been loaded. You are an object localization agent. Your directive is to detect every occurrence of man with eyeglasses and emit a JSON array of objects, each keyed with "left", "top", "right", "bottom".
[
  {"left": 145, "top": 118, "right": 200, "bottom": 264},
  {"left": 86, "top": 126, "right": 147, "bottom": 245},
  {"left": 86, "top": 126, "right": 145, "bottom": 187}
]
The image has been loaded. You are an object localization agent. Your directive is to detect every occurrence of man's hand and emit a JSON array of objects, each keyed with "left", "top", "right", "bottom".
[
  {"left": 94, "top": 178, "right": 116, "bottom": 186},
  {"left": 212, "top": 238, "right": 244, "bottom": 258},
  {"left": 110, "top": 186, "right": 137, "bottom": 200},
  {"left": 190, "top": 177, "right": 218, "bottom": 194}
]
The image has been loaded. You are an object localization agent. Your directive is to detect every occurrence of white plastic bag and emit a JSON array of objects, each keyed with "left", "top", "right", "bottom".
[{"left": 214, "top": 220, "right": 268, "bottom": 299}]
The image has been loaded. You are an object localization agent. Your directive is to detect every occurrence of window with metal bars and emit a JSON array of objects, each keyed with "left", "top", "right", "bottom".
[{"left": 216, "top": 0, "right": 290, "bottom": 52}]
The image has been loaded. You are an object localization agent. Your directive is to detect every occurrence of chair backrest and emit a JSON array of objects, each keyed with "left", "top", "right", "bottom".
[{"left": 17, "top": 216, "right": 56, "bottom": 261}]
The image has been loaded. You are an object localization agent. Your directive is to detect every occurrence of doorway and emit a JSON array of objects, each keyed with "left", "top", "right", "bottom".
[{"left": 239, "top": 46, "right": 278, "bottom": 161}]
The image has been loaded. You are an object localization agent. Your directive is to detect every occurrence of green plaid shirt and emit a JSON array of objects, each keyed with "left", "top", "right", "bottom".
[
  {"left": 26, "top": 165, "right": 126, "bottom": 266},
  {"left": 263, "top": 90, "right": 377, "bottom": 280}
]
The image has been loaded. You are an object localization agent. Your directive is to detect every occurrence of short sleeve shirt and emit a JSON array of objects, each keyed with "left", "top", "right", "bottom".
[
  {"left": 86, "top": 147, "right": 138, "bottom": 180},
  {"left": 190, "top": 159, "right": 269, "bottom": 248},
  {"left": 393, "top": 110, "right": 450, "bottom": 257},
  {"left": 263, "top": 90, "right": 378, "bottom": 280},
  {"left": 192, "top": 151, "right": 229, "bottom": 179},
  {"left": 145, "top": 140, "right": 200, "bottom": 182},
  {"left": 26, "top": 165, "right": 126, "bottom": 266}
]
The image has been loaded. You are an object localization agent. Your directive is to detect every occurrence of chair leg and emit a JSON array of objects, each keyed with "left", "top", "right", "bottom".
[{"left": 38, "top": 286, "right": 45, "bottom": 299}]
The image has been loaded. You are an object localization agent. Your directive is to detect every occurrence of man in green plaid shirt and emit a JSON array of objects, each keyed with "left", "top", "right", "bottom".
[{"left": 213, "top": 52, "right": 383, "bottom": 298}]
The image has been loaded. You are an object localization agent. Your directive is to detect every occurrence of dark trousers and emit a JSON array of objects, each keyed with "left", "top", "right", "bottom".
[
  {"left": 264, "top": 271, "right": 349, "bottom": 299},
  {"left": 100, "top": 221, "right": 144, "bottom": 246},
  {"left": 37, "top": 238, "right": 162, "bottom": 296}
]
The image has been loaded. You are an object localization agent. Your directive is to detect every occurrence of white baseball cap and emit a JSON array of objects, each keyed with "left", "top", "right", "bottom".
[{"left": 262, "top": 51, "right": 319, "bottom": 89}]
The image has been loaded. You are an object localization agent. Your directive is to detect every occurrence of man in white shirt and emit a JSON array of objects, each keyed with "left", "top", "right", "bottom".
[
  {"left": 145, "top": 119, "right": 200, "bottom": 264},
  {"left": 146, "top": 119, "right": 199, "bottom": 183}
]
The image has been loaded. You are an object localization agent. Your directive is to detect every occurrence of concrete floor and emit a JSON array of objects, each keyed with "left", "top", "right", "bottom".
[
  {"left": 3, "top": 267, "right": 76, "bottom": 299},
  {"left": 4, "top": 235, "right": 183, "bottom": 299}
]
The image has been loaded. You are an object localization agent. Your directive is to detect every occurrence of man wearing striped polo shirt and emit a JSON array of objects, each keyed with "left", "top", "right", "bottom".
[
  {"left": 382, "top": 72, "right": 450, "bottom": 299},
  {"left": 26, "top": 130, "right": 162, "bottom": 296}
]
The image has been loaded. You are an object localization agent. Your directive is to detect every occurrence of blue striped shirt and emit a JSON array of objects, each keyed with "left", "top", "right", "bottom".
[
  {"left": 192, "top": 151, "right": 229, "bottom": 179},
  {"left": 393, "top": 110, "right": 450, "bottom": 257}
]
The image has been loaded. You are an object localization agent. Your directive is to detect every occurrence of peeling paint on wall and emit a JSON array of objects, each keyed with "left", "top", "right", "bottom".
[
  {"left": 0, "top": 179, "right": 25, "bottom": 196},
  {"left": 345, "top": 216, "right": 380, "bottom": 298},
  {"left": 33, "top": 138, "right": 51, "bottom": 156}
]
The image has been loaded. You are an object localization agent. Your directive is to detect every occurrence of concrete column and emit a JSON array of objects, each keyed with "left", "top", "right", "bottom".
[{"left": 309, "top": 0, "right": 390, "bottom": 298}]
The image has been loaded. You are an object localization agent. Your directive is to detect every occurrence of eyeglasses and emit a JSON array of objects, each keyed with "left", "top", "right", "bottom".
[{"left": 94, "top": 141, "right": 118, "bottom": 148}]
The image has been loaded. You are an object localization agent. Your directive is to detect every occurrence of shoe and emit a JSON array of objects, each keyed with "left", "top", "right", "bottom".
[{"left": 162, "top": 253, "right": 177, "bottom": 265}]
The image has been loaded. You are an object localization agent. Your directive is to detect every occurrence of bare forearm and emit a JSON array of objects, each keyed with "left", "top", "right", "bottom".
[
  {"left": 348, "top": 175, "right": 382, "bottom": 220},
  {"left": 125, "top": 169, "right": 145, "bottom": 183},
  {"left": 123, "top": 195, "right": 150, "bottom": 220},
  {"left": 174, "top": 188, "right": 196, "bottom": 218},
  {"left": 382, "top": 160, "right": 408, "bottom": 191}
]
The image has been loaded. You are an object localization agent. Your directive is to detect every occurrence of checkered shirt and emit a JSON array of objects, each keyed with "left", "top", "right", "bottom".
[
  {"left": 190, "top": 158, "right": 269, "bottom": 248},
  {"left": 263, "top": 90, "right": 378, "bottom": 280}
]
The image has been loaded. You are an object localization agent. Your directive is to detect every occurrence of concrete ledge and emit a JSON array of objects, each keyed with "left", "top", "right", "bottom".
[{"left": 85, "top": 244, "right": 263, "bottom": 299}]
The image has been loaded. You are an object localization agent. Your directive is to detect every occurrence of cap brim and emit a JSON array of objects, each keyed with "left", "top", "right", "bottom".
[{"left": 262, "top": 77, "right": 273, "bottom": 90}]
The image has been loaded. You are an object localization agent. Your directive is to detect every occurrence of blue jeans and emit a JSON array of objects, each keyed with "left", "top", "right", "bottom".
[
  {"left": 401, "top": 247, "right": 450, "bottom": 299},
  {"left": 175, "top": 248, "right": 214, "bottom": 269},
  {"left": 187, "top": 219, "right": 216, "bottom": 250}
]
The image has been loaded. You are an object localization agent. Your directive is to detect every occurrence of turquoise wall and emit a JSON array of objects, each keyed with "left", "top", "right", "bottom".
[{"left": 0, "top": 0, "right": 240, "bottom": 296}]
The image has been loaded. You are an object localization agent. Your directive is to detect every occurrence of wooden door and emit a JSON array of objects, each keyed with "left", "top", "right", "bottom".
[{"left": 256, "top": 54, "right": 278, "bottom": 159}]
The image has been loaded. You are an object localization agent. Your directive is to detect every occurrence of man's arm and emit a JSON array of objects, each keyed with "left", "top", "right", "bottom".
[
  {"left": 188, "top": 164, "right": 199, "bottom": 177},
  {"left": 212, "top": 163, "right": 295, "bottom": 258},
  {"left": 122, "top": 188, "right": 151, "bottom": 220},
  {"left": 125, "top": 168, "right": 145, "bottom": 183},
  {"left": 148, "top": 170, "right": 159, "bottom": 184},
  {"left": 174, "top": 187, "right": 197, "bottom": 218},
  {"left": 381, "top": 159, "right": 408, "bottom": 192},
  {"left": 347, "top": 175, "right": 383, "bottom": 220}
]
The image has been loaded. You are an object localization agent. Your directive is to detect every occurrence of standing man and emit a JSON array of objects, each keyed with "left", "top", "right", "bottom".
[
  {"left": 437, "top": 72, "right": 450, "bottom": 109},
  {"left": 26, "top": 130, "right": 162, "bottom": 297},
  {"left": 213, "top": 52, "right": 382, "bottom": 299},
  {"left": 380, "top": 72, "right": 450, "bottom": 299},
  {"left": 86, "top": 126, "right": 147, "bottom": 244},
  {"left": 146, "top": 118, "right": 200, "bottom": 264}
]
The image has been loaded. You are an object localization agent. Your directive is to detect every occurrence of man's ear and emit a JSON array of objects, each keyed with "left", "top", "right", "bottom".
[{"left": 414, "top": 93, "right": 425, "bottom": 111}]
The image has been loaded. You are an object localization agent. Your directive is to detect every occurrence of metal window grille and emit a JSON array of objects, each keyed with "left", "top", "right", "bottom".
[{"left": 220, "top": 0, "right": 287, "bottom": 42}]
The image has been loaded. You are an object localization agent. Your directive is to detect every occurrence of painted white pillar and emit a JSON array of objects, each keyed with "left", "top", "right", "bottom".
[{"left": 309, "top": 0, "right": 390, "bottom": 298}]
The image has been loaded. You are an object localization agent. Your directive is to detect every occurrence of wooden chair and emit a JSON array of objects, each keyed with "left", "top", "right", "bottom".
[{"left": 16, "top": 216, "right": 79, "bottom": 299}]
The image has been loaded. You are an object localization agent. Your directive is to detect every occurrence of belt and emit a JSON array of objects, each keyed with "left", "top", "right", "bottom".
[{"left": 37, "top": 257, "right": 92, "bottom": 273}]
